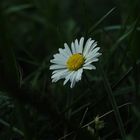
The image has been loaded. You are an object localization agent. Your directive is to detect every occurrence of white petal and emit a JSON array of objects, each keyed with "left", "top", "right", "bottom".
[
  {"left": 88, "top": 42, "right": 97, "bottom": 52},
  {"left": 76, "top": 68, "right": 83, "bottom": 81},
  {"left": 85, "top": 57, "right": 99, "bottom": 63},
  {"left": 83, "top": 64, "right": 96, "bottom": 70},
  {"left": 51, "top": 71, "right": 65, "bottom": 82},
  {"left": 70, "top": 72, "right": 77, "bottom": 88},
  {"left": 53, "top": 56, "right": 65, "bottom": 62},
  {"left": 51, "top": 69, "right": 67, "bottom": 78},
  {"left": 53, "top": 53, "right": 66, "bottom": 60},
  {"left": 85, "top": 53, "right": 102, "bottom": 61},
  {"left": 83, "top": 38, "right": 91, "bottom": 53},
  {"left": 74, "top": 39, "right": 79, "bottom": 53},
  {"left": 52, "top": 69, "right": 66, "bottom": 74},
  {"left": 71, "top": 42, "right": 76, "bottom": 54},
  {"left": 50, "top": 64, "right": 66, "bottom": 70},
  {"left": 59, "top": 48, "right": 70, "bottom": 58},
  {"left": 79, "top": 37, "right": 84, "bottom": 53},
  {"left": 83, "top": 39, "right": 94, "bottom": 57},
  {"left": 52, "top": 78, "right": 59, "bottom": 82},
  {"left": 63, "top": 71, "right": 74, "bottom": 85},
  {"left": 52, "top": 69, "right": 69, "bottom": 82},
  {"left": 85, "top": 48, "right": 101, "bottom": 61},
  {"left": 87, "top": 47, "right": 100, "bottom": 56},
  {"left": 64, "top": 43, "right": 72, "bottom": 56},
  {"left": 52, "top": 69, "right": 68, "bottom": 79},
  {"left": 85, "top": 55, "right": 101, "bottom": 64},
  {"left": 50, "top": 59, "right": 66, "bottom": 65}
]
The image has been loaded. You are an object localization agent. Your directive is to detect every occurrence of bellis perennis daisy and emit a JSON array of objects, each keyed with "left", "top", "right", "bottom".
[{"left": 50, "top": 37, "right": 101, "bottom": 88}]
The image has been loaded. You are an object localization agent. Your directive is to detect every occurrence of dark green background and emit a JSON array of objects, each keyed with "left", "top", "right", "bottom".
[{"left": 0, "top": 0, "right": 140, "bottom": 140}]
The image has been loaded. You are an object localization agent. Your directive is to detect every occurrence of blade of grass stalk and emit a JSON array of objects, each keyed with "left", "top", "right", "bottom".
[
  {"left": 4, "top": 4, "right": 33, "bottom": 14},
  {"left": 131, "top": 60, "right": 140, "bottom": 137},
  {"left": 19, "top": 46, "right": 38, "bottom": 61},
  {"left": 130, "top": 19, "right": 140, "bottom": 60},
  {"left": 106, "top": 20, "right": 138, "bottom": 68},
  {"left": 0, "top": 8, "right": 20, "bottom": 90},
  {"left": 88, "top": 60, "right": 140, "bottom": 113},
  {"left": 61, "top": 90, "right": 89, "bottom": 114},
  {"left": 115, "top": 18, "right": 138, "bottom": 49},
  {"left": 91, "top": 25, "right": 140, "bottom": 36},
  {"left": 99, "top": 64, "right": 126, "bottom": 139},
  {"left": 72, "top": 107, "right": 89, "bottom": 140},
  {"left": 104, "top": 25, "right": 140, "bottom": 32},
  {"left": 131, "top": 121, "right": 140, "bottom": 135},
  {"left": 133, "top": 61, "right": 140, "bottom": 111},
  {"left": 82, "top": 102, "right": 131, "bottom": 128},
  {"left": 17, "top": 57, "right": 40, "bottom": 66},
  {"left": 112, "top": 67, "right": 132, "bottom": 90},
  {"left": 31, "top": 70, "right": 41, "bottom": 88},
  {"left": 14, "top": 99, "right": 32, "bottom": 140},
  {"left": 103, "top": 118, "right": 132, "bottom": 139},
  {"left": 71, "top": 103, "right": 90, "bottom": 117},
  {"left": 114, "top": 86, "right": 138, "bottom": 96},
  {"left": 65, "top": 90, "right": 73, "bottom": 120},
  {"left": 58, "top": 102, "right": 131, "bottom": 140},
  {"left": 110, "top": 23, "right": 134, "bottom": 52},
  {"left": 80, "top": 108, "right": 89, "bottom": 126},
  {"left": 112, "top": 60, "right": 140, "bottom": 90},
  {"left": 21, "top": 61, "right": 49, "bottom": 85},
  {"left": 126, "top": 135, "right": 134, "bottom": 140},
  {"left": 0, "top": 118, "right": 24, "bottom": 136},
  {"left": 0, "top": 9, "right": 32, "bottom": 140},
  {"left": 88, "top": 7, "right": 116, "bottom": 34},
  {"left": 58, "top": 132, "right": 75, "bottom": 140},
  {"left": 132, "top": 106, "right": 140, "bottom": 118},
  {"left": 21, "top": 71, "right": 38, "bottom": 85}
]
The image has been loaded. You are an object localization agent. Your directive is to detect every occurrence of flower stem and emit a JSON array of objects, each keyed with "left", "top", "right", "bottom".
[
  {"left": 14, "top": 99, "right": 31, "bottom": 140},
  {"left": 99, "top": 64, "right": 126, "bottom": 139}
]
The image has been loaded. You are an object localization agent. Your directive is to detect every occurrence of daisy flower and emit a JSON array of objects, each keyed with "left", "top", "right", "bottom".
[{"left": 50, "top": 37, "right": 101, "bottom": 88}]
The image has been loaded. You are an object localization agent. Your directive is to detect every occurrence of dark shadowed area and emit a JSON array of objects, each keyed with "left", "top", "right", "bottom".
[{"left": 0, "top": 0, "right": 140, "bottom": 140}]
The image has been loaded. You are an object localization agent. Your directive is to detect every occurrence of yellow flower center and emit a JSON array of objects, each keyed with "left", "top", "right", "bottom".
[{"left": 66, "top": 53, "right": 84, "bottom": 71}]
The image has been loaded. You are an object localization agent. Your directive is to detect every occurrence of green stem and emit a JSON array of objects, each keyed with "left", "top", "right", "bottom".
[
  {"left": 99, "top": 64, "right": 126, "bottom": 139},
  {"left": 14, "top": 99, "right": 31, "bottom": 140},
  {"left": 0, "top": 118, "right": 24, "bottom": 136}
]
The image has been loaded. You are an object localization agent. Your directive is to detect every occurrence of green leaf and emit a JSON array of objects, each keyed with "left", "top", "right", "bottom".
[{"left": 4, "top": 4, "right": 33, "bottom": 14}]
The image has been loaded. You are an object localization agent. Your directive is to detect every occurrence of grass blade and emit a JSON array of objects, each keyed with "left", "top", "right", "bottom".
[
  {"left": 88, "top": 7, "right": 116, "bottom": 33},
  {"left": 99, "top": 64, "right": 126, "bottom": 139}
]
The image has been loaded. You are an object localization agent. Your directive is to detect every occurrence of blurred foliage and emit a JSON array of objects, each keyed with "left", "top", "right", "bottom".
[{"left": 0, "top": 0, "right": 140, "bottom": 140}]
